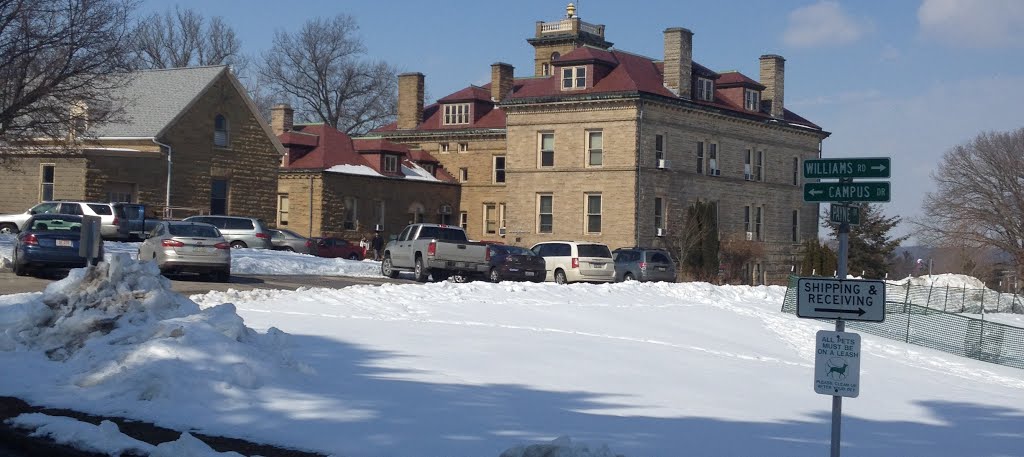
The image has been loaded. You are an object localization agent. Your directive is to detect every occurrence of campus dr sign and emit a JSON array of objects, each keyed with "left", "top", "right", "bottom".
[
  {"left": 803, "top": 182, "right": 891, "bottom": 203},
  {"left": 814, "top": 330, "right": 861, "bottom": 398},
  {"left": 803, "top": 157, "right": 891, "bottom": 179},
  {"left": 829, "top": 204, "right": 860, "bottom": 225},
  {"left": 796, "top": 278, "right": 886, "bottom": 322}
]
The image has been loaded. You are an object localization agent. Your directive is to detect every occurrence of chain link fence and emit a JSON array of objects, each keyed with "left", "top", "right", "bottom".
[{"left": 782, "top": 275, "right": 1024, "bottom": 369}]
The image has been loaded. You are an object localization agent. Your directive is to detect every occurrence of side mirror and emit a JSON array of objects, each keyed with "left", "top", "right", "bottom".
[{"left": 28, "top": 210, "right": 36, "bottom": 215}]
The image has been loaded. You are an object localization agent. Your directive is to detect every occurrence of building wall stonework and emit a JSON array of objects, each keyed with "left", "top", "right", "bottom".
[{"left": 0, "top": 156, "right": 88, "bottom": 212}]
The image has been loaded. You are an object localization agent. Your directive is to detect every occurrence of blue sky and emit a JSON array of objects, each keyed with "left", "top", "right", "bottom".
[{"left": 141, "top": 0, "right": 1024, "bottom": 242}]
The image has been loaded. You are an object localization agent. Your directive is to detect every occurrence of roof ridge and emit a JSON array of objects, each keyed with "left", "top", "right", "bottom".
[
  {"left": 132, "top": 64, "right": 228, "bottom": 74},
  {"left": 610, "top": 49, "right": 658, "bottom": 62}
]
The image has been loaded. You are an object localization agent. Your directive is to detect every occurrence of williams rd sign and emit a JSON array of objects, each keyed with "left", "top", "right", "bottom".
[
  {"left": 796, "top": 278, "right": 886, "bottom": 322},
  {"left": 803, "top": 181, "right": 891, "bottom": 203},
  {"left": 803, "top": 157, "right": 891, "bottom": 179}
]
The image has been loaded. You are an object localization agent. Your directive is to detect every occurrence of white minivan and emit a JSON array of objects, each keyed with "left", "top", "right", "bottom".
[{"left": 530, "top": 241, "right": 615, "bottom": 284}]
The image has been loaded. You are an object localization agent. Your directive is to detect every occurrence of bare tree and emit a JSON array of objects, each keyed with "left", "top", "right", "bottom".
[
  {"left": 0, "top": 0, "right": 135, "bottom": 151},
  {"left": 916, "top": 127, "right": 1024, "bottom": 275},
  {"left": 259, "top": 14, "right": 398, "bottom": 134},
  {"left": 130, "top": 7, "right": 244, "bottom": 70}
]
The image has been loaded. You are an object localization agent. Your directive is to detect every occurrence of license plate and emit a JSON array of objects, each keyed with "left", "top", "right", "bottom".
[
  {"left": 56, "top": 239, "right": 72, "bottom": 247},
  {"left": 657, "top": 266, "right": 667, "bottom": 271},
  {"left": 192, "top": 246, "right": 209, "bottom": 253},
  {"left": 592, "top": 263, "right": 604, "bottom": 269},
  {"left": 525, "top": 271, "right": 535, "bottom": 277}
]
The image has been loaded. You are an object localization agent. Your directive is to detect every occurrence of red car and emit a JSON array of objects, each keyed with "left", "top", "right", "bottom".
[{"left": 310, "top": 237, "right": 366, "bottom": 260}]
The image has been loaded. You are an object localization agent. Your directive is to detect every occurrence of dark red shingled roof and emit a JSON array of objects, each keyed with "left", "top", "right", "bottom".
[
  {"left": 352, "top": 138, "right": 410, "bottom": 155},
  {"left": 716, "top": 71, "right": 766, "bottom": 90},
  {"left": 553, "top": 46, "right": 618, "bottom": 66},
  {"left": 438, "top": 85, "right": 491, "bottom": 103}
]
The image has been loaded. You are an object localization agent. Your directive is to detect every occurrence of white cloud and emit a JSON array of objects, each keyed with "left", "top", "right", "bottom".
[
  {"left": 918, "top": 0, "right": 1024, "bottom": 48},
  {"left": 782, "top": 1, "right": 871, "bottom": 48}
]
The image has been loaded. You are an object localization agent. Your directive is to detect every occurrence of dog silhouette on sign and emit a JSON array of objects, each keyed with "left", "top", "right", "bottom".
[{"left": 827, "top": 359, "right": 849, "bottom": 380}]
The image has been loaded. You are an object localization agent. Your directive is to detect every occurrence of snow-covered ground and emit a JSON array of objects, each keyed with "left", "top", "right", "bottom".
[
  {"left": 0, "top": 255, "right": 1022, "bottom": 457},
  {"left": 0, "top": 235, "right": 381, "bottom": 277}
]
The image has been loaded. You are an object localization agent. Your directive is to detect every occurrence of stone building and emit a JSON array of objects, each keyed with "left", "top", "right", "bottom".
[
  {"left": 0, "top": 66, "right": 284, "bottom": 222},
  {"left": 273, "top": 105, "right": 460, "bottom": 241},
  {"left": 372, "top": 4, "right": 829, "bottom": 284}
]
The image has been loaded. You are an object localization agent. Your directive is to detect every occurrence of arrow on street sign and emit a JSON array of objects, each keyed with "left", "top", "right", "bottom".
[
  {"left": 803, "top": 157, "right": 891, "bottom": 179},
  {"left": 814, "top": 307, "right": 866, "bottom": 316},
  {"left": 803, "top": 181, "right": 890, "bottom": 203}
]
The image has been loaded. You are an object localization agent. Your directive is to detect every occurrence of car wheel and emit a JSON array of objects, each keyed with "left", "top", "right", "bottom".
[
  {"left": 554, "top": 269, "right": 568, "bottom": 285},
  {"left": 348, "top": 253, "right": 359, "bottom": 260},
  {"left": 0, "top": 223, "right": 17, "bottom": 235},
  {"left": 381, "top": 255, "right": 399, "bottom": 279},
  {"left": 12, "top": 252, "right": 27, "bottom": 277},
  {"left": 489, "top": 268, "right": 501, "bottom": 283},
  {"left": 230, "top": 241, "right": 247, "bottom": 249},
  {"left": 283, "top": 246, "right": 294, "bottom": 252},
  {"left": 433, "top": 271, "right": 450, "bottom": 282},
  {"left": 624, "top": 272, "right": 636, "bottom": 282},
  {"left": 413, "top": 257, "right": 429, "bottom": 283}
]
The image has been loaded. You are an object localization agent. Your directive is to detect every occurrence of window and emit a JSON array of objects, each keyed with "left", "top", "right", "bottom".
[
  {"left": 655, "top": 134, "right": 664, "bottom": 163},
  {"left": 421, "top": 163, "right": 435, "bottom": 175},
  {"left": 792, "top": 157, "right": 800, "bottom": 186},
  {"left": 458, "top": 142, "right": 468, "bottom": 152},
  {"left": 538, "top": 194, "right": 553, "bottom": 233},
  {"left": 542, "top": 63, "right": 550, "bottom": 76},
  {"left": 210, "top": 179, "right": 228, "bottom": 215},
  {"left": 744, "top": 89, "right": 760, "bottom": 111},
  {"left": 586, "top": 193, "right": 602, "bottom": 234},
  {"left": 494, "top": 156, "right": 506, "bottom": 183},
  {"left": 696, "top": 141, "right": 704, "bottom": 174},
  {"left": 373, "top": 200, "right": 385, "bottom": 229},
  {"left": 499, "top": 203, "right": 506, "bottom": 232},
  {"left": 383, "top": 154, "right": 399, "bottom": 173},
  {"left": 277, "top": 195, "right": 289, "bottom": 226},
  {"left": 697, "top": 77, "right": 714, "bottom": 101},
  {"left": 744, "top": 205, "right": 751, "bottom": 236},
  {"left": 214, "top": 114, "right": 229, "bottom": 147},
  {"left": 744, "top": 149, "right": 753, "bottom": 180},
  {"left": 344, "top": 196, "right": 358, "bottom": 230},
  {"left": 654, "top": 197, "right": 664, "bottom": 229},
  {"left": 440, "top": 143, "right": 450, "bottom": 153},
  {"left": 792, "top": 210, "right": 799, "bottom": 243},
  {"left": 459, "top": 167, "right": 468, "bottom": 183},
  {"left": 539, "top": 132, "right": 554, "bottom": 167},
  {"left": 443, "top": 104, "right": 470, "bottom": 125},
  {"left": 755, "top": 206, "right": 763, "bottom": 241},
  {"left": 587, "top": 131, "right": 603, "bottom": 166},
  {"left": 708, "top": 143, "right": 719, "bottom": 175},
  {"left": 484, "top": 203, "right": 497, "bottom": 234},
  {"left": 459, "top": 211, "right": 468, "bottom": 230},
  {"left": 40, "top": 164, "right": 55, "bottom": 201},
  {"left": 561, "top": 66, "right": 586, "bottom": 89},
  {"left": 410, "top": 203, "right": 425, "bottom": 224},
  {"left": 755, "top": 150, "right": 764, "bottom": 182}
]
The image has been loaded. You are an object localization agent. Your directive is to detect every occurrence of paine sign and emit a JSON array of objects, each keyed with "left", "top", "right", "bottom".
[
  {"left": 814, "top": 330, "right": 861, "bottom": 398},
  {"left": 796, "top": 278, "right": 886, "bottom": 322}
]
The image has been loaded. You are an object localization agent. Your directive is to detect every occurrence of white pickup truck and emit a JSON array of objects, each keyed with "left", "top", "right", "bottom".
[{"left": 380, "top": 223, "right": 491, "bottom": 282}]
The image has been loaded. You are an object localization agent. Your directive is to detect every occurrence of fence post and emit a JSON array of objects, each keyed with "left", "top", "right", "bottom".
[
  {"left": 942, "top": 284, "right": 950, "bottom": 312},
  {"left": 926, "top": 280, "right": 934, "bottom": 309},
  {"left": 980, "top": 288, "right": 986, "bottom": 315},
  {"left": 962, "top": 285, "right": 967, "bottom": 313},
  {"left": 904, "top": 281, "right": 912, "bottom": 343}
]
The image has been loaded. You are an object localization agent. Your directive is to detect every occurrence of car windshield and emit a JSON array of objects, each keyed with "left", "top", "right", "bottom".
[
  {"left": 578, "top": 244, "right": 612, "bottom": 258},
  {"left": 417, "top": 226, "right": 469, "bottom": 242},
  {"left": 31, "top": 218, "right": 81, "bottom": 232},
  {"left": 168, "top": 224, "right": 220, "bottom": 238}
]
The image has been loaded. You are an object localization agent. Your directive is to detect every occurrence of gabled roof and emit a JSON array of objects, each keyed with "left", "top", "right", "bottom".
[
  {"left": 90, "top": 66, "right": 227, "bottom": 138},
  {"left": 438, "top": 86, "right": 491, "bottom": 103},
  {"left": 553, "top": 46, "right": 618, "bottom": 66},
  {"left": 716, "top": 71, "right": 766, "bottom": 90}
]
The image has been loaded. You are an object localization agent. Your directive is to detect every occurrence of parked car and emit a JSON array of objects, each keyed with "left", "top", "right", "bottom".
[
  {"left": 138, "top": 221, "right": 231, "bottom": 282},
  {"left": 0, "top": 201, "right": 118, "bottom": 239},
  {"left": 269, "top": 228, "right": 311, "bottom": 253},
  {"left": 181, "top": 215, "right": 272, "bottom": 249},
  {"left": 113, "top": 202, "right": 153, "bottom": 241},
  {"left": 10, "top": 215, "right": 103, "bottom": 276},
  {"left": 530, "top": 241, "right": 615, "bottom": 284},
  {"left": 612, "top": 247, "right": 677, "bottom": 282},
  {"left": 486, "top": 244, "right": 546, "bottom": 283},
  {"left": 381, "top": 223, "right": 490, "bottom": 282},
  {"left": 311, "top": 237, "right": 366, "bottom": 260}
]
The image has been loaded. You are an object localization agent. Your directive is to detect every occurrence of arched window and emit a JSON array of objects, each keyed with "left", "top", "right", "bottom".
[
  {"left": 551, "top": 52, "right": 560, "bottom": 61},
  {"left": 214, "top": 114, "right": 229, "bottom": 147}
]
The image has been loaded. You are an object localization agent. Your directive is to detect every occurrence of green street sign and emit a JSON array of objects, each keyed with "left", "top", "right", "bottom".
[
  {"left": 803, "top": 157, "right": 891, "bottom": 179},
  {"left": 830, "top": 204, "right": 860, "bottom": 225},
  {"left": 804, "top": 182, "right": 891, "bottom": 202}
]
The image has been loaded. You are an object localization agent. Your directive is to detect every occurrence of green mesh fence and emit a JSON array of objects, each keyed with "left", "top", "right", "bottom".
[{"left": 782, "top": 275, "right": 1024, "bottom": 369}]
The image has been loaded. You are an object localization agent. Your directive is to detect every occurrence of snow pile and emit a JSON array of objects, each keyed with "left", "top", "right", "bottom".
[
  {"left": 500, "top": 436, "right": 623, "bottom": 457},
  {"left": 7, "top": 413, "right": 245, "bottom": 456},
  {"left": 230, "top": 247, "right": 381, "bottom": 277},
  {"left": 889, "top": 273, "right": 987, "bottom": 289}
]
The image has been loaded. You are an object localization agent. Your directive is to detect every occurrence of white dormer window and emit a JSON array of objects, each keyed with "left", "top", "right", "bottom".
[
  {"left": 744, "top": 89, "right": 761, "bottom": 111},
  {"left": 383, "top": 154, "right": 399, "bottom": 173},
  {"left": 562, "top": 66, "right": 587, "bottom": 90},
  {"left": 443, "top": 103, "right": 470, "bottom": 125},
  {"left": 697, "top": 78, "right": 714, "bottom": 101}
]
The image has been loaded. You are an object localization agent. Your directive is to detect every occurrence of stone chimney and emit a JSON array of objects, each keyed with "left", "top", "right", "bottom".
[
  {"left": 397, "top": 72, "right": 425, "bottom": 130},
  {"left": 759, "top": 54, "right": 785, "bottom": 118},
  {"left": 663, "top": 27, "right": 693, "bottom": 99},
  {"left": 270, "top": 104, "right": 294, "bottom": 136},
  {"left": 491, "top": 62, "right": 514, "bottom": 103}
]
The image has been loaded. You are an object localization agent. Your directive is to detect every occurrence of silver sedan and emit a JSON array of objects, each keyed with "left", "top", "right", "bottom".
[{"left": 138, "top": 221, "right": 231, "bottom": 282}]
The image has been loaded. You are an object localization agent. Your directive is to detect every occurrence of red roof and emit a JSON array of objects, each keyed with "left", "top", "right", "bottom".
[
  {"left": 553, "top": 46, "right": 618, "bottom": 66},
  {"left": 352, "top": 138, "right": 410, "bottom": 156},
  {"left": 408, "top": 149, "right": 439, "bottom": 163},
  {"left": 438, "top": 85, "right": 491, "bottom": 103},
  {"left": 716, "top": 71, "right": 766, "bottom": 90}
]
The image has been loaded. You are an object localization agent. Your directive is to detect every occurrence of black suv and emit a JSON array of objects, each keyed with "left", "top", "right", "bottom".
[{"left": 612, "top": 248, "right": 677, "bottom": 282}]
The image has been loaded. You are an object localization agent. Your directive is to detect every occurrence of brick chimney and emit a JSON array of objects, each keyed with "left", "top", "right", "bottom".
[
  {"left": 397, "top": 72, "right": 425, "bottom": 130},
  {"left": 759, "top": 55, "right": 785, "bottom": 118},
  {"left": 270, "top": 103, "right": 293, "bottom": 135},
  {"left": 491, "top": 62, "right": 514, "bottom": 103},
  {"left": 663, "top": 27, "right": 693, "bottom": 99}
]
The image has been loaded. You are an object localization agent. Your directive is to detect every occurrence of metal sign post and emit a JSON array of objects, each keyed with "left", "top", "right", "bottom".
[
  {"left": 79, "top": 215, "right": 102, "bottom": 266},
  {"left": 830, "top": 216, "right": 850, "bottom": 457}
]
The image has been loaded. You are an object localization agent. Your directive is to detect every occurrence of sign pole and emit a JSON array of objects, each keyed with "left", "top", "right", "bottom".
[{"left": 831, "top": 210, "right": 850, "bottom": 457}]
